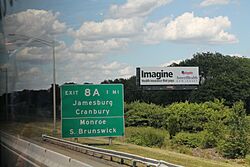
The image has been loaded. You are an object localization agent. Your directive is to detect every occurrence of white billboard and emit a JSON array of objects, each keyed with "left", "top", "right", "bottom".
[{"left": 139, "top": 67, "right": 199, "bottom": 85}]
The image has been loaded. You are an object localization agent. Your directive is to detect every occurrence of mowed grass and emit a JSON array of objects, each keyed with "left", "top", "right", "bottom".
[{"left": 0, "top": 121, "right": 249, "bottom": 167}]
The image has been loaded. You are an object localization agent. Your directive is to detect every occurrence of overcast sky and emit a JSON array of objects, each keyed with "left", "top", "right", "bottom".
[{"left": 2, "top": 0, "right": 250, "bottom": 91}]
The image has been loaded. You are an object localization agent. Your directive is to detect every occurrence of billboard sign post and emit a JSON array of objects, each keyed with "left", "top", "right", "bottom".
[{"left": 61, "top": 84, "right": 124, "bottom": 138}]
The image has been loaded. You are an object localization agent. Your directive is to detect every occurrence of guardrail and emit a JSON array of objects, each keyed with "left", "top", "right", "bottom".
[
  {"left": 0, "top": 131, "right": 93, "bottom": 167},
  {"left": 42, "top": 134, "right": 184, "bottom": 167}
]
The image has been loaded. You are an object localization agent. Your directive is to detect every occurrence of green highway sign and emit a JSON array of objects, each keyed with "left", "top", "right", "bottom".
[{"left": 61, "top": 84, "right": 124, "bottom": 138}]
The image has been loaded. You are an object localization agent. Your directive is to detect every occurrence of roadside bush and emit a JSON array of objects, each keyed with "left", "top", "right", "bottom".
[
  {"left": 246, "top": 116, "right": 250, "bottom": 134},
  {"left": 202, "top": 114, "right": 227, "bottom": 148},
  {"left": 172, "top": 132, "right": 204, "bottom": 148},
  {"left": 167, "top": 114, "right": 180, "bottom": 139},
  {"left": 165, "top": 102, "right": 208, "bottom": 133},
  {"left": 219, "top": 137, "right": 249, "bottom": 159},
  {"left": 125, "top": 99, "right": 231, "bottom": 134},
  {"left": 219, "top": 101, "right": 249, "bottom": 158},
  {"left": 202, "top": 130, "right": 222, "bottom": 149},
  {"left": 125, "top": 102, "right": 166, "bottom": 128},
  {"left": 125, "top": 127, "right": 166, "bottom": 147}
]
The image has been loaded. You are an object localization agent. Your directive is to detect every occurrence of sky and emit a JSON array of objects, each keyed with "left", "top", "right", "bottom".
[{"left": 1, "top": 0, "right": 250, "bottom": 91}]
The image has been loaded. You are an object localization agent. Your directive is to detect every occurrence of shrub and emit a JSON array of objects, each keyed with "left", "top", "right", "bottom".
[
  {"left": 165, "top": 100, "right": 230, "bottom": 133},
  {"left": 125, "top": 99, "right": 231, "bottom": 134},
  {"left": 219, "top": 137, "right": 249, "bottom": 159},
  {"left": 202, "top": 114, "right": 226, "bottom": 148},
  {"left": 219, "top": 101, "right": 249, "bottom": 158},
  {"left": 202, "top": 130, "right": 221, "bottom": 149},
  {"left": 125, "top": 127, "right": 166, "bottom": 147},
  {"left": 125, "top": 102, "right": 166, "bottom": 128},
  {"left": 173, "top": 132, "right": 204, "bottom": 148},
  {"left": 167, "top": 114, "right": 180, "bottom": 139}
]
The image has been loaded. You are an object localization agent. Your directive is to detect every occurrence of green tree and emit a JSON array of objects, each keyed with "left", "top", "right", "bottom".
[
  {"left": 202, "top": 114, "right": 226, "bottom": 148},
  {"left": 167, "top": 114, "right": 180, "bottom": 139},
  {"left": 179, "top": 53, "right": 250, "bottom": 113},
  {"left": 219, "top": 101, "right": 249, "bottom": 158},
  {"left": 125, "top": 101, "right": 166, "bottom": 128}
]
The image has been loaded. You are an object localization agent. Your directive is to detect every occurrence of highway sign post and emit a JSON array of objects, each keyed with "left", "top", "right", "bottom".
[{"left": 61, "top": 84, "right": 124, "bottom": 138}]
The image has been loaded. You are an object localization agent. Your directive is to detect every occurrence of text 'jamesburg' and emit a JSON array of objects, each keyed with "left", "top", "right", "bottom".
[{"left": 73, "top": 100, "right": 113, "bottom": 107}]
